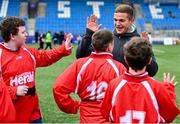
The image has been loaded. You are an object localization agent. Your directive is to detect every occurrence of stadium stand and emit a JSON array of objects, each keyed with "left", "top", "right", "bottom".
[
  {"left": 141, "top": 3, "right": 180, "bottom": 30},
  {"left": 7, "top": 0, "right": 20, "bottom": 16},
  {"left": 0, "top": 0, "right": 28, "bottom": 27},
  {"left": 35, "top": 0, "right": 115, "bottom": 35},
  {"left": 0, "top": 0, "right": 179, "bottom": 44}
]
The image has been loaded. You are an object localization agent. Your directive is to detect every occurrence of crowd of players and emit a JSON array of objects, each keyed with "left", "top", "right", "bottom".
[{"left": 0, "top": 4, "right": 179, "bottom": 123}]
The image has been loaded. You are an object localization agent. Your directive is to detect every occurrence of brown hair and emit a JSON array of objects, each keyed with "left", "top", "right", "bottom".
[
  {"left": 123, "top": 37, "right": 153, "bottom": 71},
  {"left": 0, "top": 16, "right": 25, "bottom": 42},
  {"left": 92, "top": 30, "right": 113, "bottom": 52},
  {"left": 115, "top": 4, "right": 135, "bottom": 20}
]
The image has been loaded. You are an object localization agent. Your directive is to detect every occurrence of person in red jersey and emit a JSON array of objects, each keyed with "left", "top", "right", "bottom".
[
  {"left": 0, "top": 79, "right": 15, "bottom": 122},
  {"left": 101, "top": 37, "right": 180, "bottom": 123},
  {"left": 53, "top": 30, "right": 126, "bottom": 123},
  {"left": 0, "top": 47, "right": 16, "bottom": 122},
  {"left": 0, "top": 16, "right": 72, "bottom": 123}
]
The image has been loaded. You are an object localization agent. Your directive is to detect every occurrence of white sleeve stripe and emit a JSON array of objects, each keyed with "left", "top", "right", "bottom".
[
  {"left": 75, "top": 58, "right": 93, "bottom": 94},
  {"left": 109, "top": 80, "right": 163, "bottom": 122},
  {"left": 110, "top": 79, "right": 127, "bottom": 121},
  {"left": 106, "top": 59, "right": 119, "bottom": 77},
  {"left": 141, "top": 81, "right": 161, "bottom": 123}
]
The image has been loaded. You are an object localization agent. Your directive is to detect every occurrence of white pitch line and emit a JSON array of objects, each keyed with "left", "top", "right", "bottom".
[{"left": 153, "top": 49, "right": 165, "bottom": 53}]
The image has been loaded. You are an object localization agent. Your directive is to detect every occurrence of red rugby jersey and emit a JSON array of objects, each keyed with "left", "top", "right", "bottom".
[
  {"left": 0, "top": 43, "right": 71, "bottom": 122},
  {"left": 0, "top": 48, "right": 15, "bottom": 122},
  {"left": 53, "top": 52, "right": 126, "bottom": 123},
  {"left": 0, "top": 78, "right": 16, "bottom": 122},
  {"left": 101, "top": 72, "right": 180, "bottom": 123}
]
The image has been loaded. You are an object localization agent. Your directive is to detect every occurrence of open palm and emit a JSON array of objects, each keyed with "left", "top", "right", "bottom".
[{"left": 87, "top": 15, "right": 101, "bottom": 32}]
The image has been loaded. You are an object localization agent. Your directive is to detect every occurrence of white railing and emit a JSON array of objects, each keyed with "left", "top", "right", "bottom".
[{"left": 0, "top": 0, "right": 9, "bottom": 17}]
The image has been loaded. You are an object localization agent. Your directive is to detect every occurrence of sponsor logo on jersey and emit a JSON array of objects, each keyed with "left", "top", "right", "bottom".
[
  {"left": 16, "top": 56, "right": 23, "bottom": 60},
  {"left": 10, "top": 71, "right": 34, "bottom": 86}
]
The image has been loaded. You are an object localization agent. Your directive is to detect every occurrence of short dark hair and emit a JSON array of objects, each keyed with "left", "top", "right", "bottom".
[
  {"left": 115, "top": 4, "right": 135, "bottom": 20},
  {"left": 123, "top": 37, "right": 153, "bottom": 71},
  {"left": 92, "top": 30, "right": 113, "bottom": 52},
  {"left": 0, "top": 16, "right": 25, "bottom": 42}
]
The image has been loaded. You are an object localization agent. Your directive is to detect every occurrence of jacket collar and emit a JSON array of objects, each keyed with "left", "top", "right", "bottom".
[
  {"left": 123, "top": 71, "right": 150, "bottom": 82},
  {"left": 0, "top": 43, "right": 21, "bottom": 52},
  {"left": 90, "top": 52, "right": 113, "bottom": 59},
  {"left": 113, "top": 28, "right": 140, "bottom": 37}
]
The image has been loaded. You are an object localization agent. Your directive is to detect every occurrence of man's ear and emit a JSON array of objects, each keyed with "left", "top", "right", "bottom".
[
  {"left": 10, "top": 34, "right": 15, "bottom": 41},
  {"left": 106, "top": 44, "right": 111, "bottom": 52},
  {"left": 106, "top": 42, "right": 114, "bottom": 52},
  {"left": 130, "top": 17, "right": 135, "bottom": 25}
]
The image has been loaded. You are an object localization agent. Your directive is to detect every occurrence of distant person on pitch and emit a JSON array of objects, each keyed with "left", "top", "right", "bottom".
[{"left": 45, "top": 31, "right": 52, "bottom": 49}]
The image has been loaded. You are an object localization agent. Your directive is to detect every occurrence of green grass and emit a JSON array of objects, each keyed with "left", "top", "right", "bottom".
[{"left": 29, "top": 44, "right": 180, "bottom": 123}]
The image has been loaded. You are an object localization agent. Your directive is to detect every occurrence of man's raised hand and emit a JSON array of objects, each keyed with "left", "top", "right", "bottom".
[
  {"left": 140, "top": 31, "right": 149, "bottom": 41},
  {"left": 87, "top": 15, "right": 101, "bottom": 32}
]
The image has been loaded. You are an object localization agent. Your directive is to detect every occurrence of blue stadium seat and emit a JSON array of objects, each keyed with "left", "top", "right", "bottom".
[
  {"left": 7, "top": 0, "right": 20, "bottom": 16},
  {"left": 0, "top": 0, "right": 27, "bottom": 32},
  {"left": 136, "top": 19, "right": 145, "bottom": 31},
  {"left": 141, "top": 3, "right": 180, "bottom": 30},
  {"left": 36, "top": 0, "right": 115, "bottom": 35}
]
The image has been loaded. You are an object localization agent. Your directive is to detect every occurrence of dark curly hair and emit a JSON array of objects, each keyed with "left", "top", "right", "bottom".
[
  {"left": 0, "top": 16, "right": 25, "bottom": 42},
  {"left": 123, "top": 37, "right": 153, "bottom": 71}
]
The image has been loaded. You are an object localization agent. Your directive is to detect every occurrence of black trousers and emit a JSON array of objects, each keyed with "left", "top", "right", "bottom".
[
  {"left": 38, "top": 42, "right": 44, "bottom": 50},
  {"left": 45, "top": 42, "right": 52, "bottom": 49}
]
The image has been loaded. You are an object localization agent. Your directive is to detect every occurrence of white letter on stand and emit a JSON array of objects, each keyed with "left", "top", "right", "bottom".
[
  {"left": 58, "top": 1, "right": 70, "bottom": 18},
  {"left": 87, "top": 1, "right": 104, "bottom": 18}
]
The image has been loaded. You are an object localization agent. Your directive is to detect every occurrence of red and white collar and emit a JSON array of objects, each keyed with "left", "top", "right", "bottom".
[
  {"left": 125, "top": 71, "right": 148, "bottom": 78},
  {"left": 91, "top": 52, "right": 113, "bottom": 57},
  {"left": 0, "top": 43, "right": 20, "bottom": 51}
]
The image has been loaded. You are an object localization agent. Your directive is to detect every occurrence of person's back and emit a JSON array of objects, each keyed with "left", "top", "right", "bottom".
[
  {"left": 77, "top": 52, "right": 125, "bottom": 123},
  {"left": 101, "top": 37, "right": 179, "bottom": 123},
  {"left": 53, "top": 30, "right": 126, "bottom": 123},
  {"left": 102, "top": 72, "right": 179, "bottom": 123}
]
